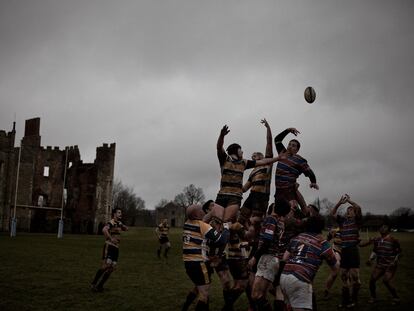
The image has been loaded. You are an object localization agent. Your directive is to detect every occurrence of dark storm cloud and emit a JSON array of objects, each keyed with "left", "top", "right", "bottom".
[{"left": 0, "top": 0, "right": 413, "bottom": 213}]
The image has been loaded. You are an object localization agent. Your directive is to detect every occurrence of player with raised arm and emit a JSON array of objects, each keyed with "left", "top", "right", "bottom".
[
  {"left": 273, "top": 127, "right": 318, "bottom": 209},
  {"left": 331, "top": 194, "right": 362, "bottom": 308},
  {"left": 216, "top": 124, "right": 286, "bottom": 223}
]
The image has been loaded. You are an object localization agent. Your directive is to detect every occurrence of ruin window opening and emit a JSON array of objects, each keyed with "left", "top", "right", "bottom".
[
  {"left": 68, "top": 161, "right": 72, "bottom": 168},
  {"left": 43, "top": 166, "right": 49, "bottom": 177},
  {"left": 38, "top": 195, "right": 44, "bottom": 207}
]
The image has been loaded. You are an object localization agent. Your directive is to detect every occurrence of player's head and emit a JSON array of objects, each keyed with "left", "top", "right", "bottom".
[
  {"left": 162, "top": 218, "right": 168, "bottom": 225},
  {"left": 112, "top": 207, "right": 122, "bottom": 219},
  {"left": 251, "top": 152, "right": 264, "bottom": 161},
  {"left": 346, "top": 206, "right": 356, "bottom": 217},
  {"left": 287, "top": 139, "right": 300, "bottom": 154},
  {"left": 379, "top": 224, "right": 390, "bottom": 236},
  {"left": 202, "top": 200, "right": 214, "bottom": 214},
  {"left": 306, "top": 216, "right": 325, "bottom": 233},
  {"left": 227, "top": 143, "right": 243, "bottom": 159},
  {"left": 273, "top": 197, "right": 291, "bottom": 217},
  {"left": 186, "top": 204, "right": 205, "bottom": 220}
]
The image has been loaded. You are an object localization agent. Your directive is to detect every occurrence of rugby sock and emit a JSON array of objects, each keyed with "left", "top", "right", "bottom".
[
  {"left": 341, "top": 287, "right": 351, "bottom": 306},
  {"left": 222, "top": 289, "right": 233, "bottom": 309},
  {"left": 164, "top": 248, "right": 169, "bottom": 258},
  {"left": 383, "top": 281, "right": 399, "bottom": 299},
  {"left": 273, "top": 300, "right": 285, "bottom": 311},
  {"left": 195, "top": 300, "right": 209, "bottom": 311},
  {"left": 157, "top": 248, "right": 161, "bottom": 258},
  {"left": 97, "top": 271, "right": 111, "bottom": 290},
  {"left": 181, "top": 291, "right": 197, "bottom": 311},
  {"left": 312, "top": 291, "right": 318, "bottom": 311},
  {"left": 352, "top": 283, "right": 360, "bottom": 303},
  {"left": 255, "top": 297, "right": 272, "bottom": 311},
  {"left": 92, "top": 268, "right": 105, "bottom": 285},
  {"left": 369, "top": 279, "right": 377, "bottom": 299},
  {"left": 229, "top": 288, "right": 243, "bottom": 305},
  {"left": 245, "top": 284, "right": 254, "bottom": 309}
]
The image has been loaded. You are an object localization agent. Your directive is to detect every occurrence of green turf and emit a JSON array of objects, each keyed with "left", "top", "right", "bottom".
[{"left": 0, "top": 228, "right": 413, "bottom": 310}]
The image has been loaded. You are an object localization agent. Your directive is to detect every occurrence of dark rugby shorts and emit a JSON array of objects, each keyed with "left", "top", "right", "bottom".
[
  {"left": 228, "top": 258, "right": 249, "bottom": 280},
  {"left": 215, "top": 194, "right": 242, "bottom": 208},
  {"left": 102, "top": 244, "right": 119, "bottom": 263},
  {"left": 340, "top": 246, "right": 360, "bottom": 269},
  {"left": 185, "top": 261, "right": 213, "bottom": 286}
]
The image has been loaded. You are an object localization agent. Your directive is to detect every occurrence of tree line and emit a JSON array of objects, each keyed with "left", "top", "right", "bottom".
[{"left": 112, "top": 179, "right": 414, "bottom": 230}]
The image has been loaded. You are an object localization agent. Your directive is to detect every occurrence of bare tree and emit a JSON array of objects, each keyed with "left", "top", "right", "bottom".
[
  {"left": 174, "top": 184, "right": 205, "bottom": 208},
  {"left": 312, "top": 197, "right": 334, "bottom": 215},
  {"left": 112, "top": 179, "right": 145, "bottom": 226}
]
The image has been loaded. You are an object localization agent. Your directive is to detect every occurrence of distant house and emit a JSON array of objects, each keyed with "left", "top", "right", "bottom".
[{"left": 155, "top": 202, "right": 184, "bottom": 227}]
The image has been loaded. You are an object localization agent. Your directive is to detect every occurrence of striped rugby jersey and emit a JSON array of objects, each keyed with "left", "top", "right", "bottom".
[
  {"left": 371, "top": 235, "right": 401, "bottom": 268},
  {"left": 248, "top": 164, "right": 273, "bottom": 194},
  {"left": 157, "top": 223, "right": 169, "bottom": 238},
  {"left": 218, "top": 151, "right": 255, "bottom": 197},
  {"left": 183, "top": 220, "right": 225, "bottom": 262},
  {"left": 337, "top": 215, "right": 361, "bottom": 248},
  {"left": 227, "top": 229, "right": 249, "bottom": 260},
  {"left": 275, "top": 155, "right": 314, "bottom": 190},
  {"left": 104, "top": 219, "right": 126, "bottom": 248},
  {"left": 283, "top": 232, "right": 337, "bottom": 283},
  {"left": 257, "top": 215, "right": 285, "bottom": 256}
]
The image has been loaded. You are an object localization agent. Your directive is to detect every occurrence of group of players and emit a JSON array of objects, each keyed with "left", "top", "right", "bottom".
[
  {"left": 89, "top": 119, "right": 402, "bottom": 310},
  {"left": 180, "top": 120, "right": 402, "bottom": 310}
]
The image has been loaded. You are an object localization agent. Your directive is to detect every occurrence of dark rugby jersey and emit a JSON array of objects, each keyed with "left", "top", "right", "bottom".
[
  {"left": 274, "top": 129, "right": 316, "bottom": 190},
  {"left": 248, "top": 164, "right": 273, "bottom": 194},
  {"left": 371, "top": 235, "right": 401, "bottom": 268},
  {"left": 275, "top": 155, "right": 315, "bottom": 189},
  {"left": 256, "top": 215, "right": 284, "bottom": 257},
  {"left": 277, "top": 216, "right": 305, "bottom": 259},
  {"left": 337, "top": 215, "right": 361, "bottom": 248},
  {"left": 218, "top": 151, "right": 255, "bottom": 197},
  {"left": 283, "top": 232, "right": 336, "bottom": 283},
  {"left": 104, "top": 219, "right": 126, "bottom": 248}
]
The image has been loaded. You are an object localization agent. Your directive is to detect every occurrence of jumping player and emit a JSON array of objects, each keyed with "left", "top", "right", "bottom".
[
  {"left": 216, "top": 124, "right": 286, "bottom": 223},
  {"left": 239, "top": 118, "right": 274, "bottom": 227},
  {"left": 273, "top": 127, "right": 318, "bottom": 209},
  {"left": 91, "top": 208, "right": 128, "bottom": 292}
]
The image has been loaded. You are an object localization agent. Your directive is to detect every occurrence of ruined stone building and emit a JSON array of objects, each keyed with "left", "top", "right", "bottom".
[
  {"left": 0, "top": 117, "right": 115, "bottom": 234},
  {"left": 155, "top": 202, "right": 185, "bottom": 227}
]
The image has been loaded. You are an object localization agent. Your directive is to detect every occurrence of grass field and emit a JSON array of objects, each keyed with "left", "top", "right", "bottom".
[{"left": 1, "top": 228, "right": 413, "bottom": 311}]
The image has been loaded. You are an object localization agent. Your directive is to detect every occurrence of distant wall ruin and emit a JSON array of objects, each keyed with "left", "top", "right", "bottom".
[{"left": 0, "top": 117, "right": 115, "bottom": 234}]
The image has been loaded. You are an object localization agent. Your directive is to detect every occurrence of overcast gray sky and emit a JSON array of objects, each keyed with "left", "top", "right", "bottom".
[{"left": 1, "top": 0, "right": 413, "bottom": 214}]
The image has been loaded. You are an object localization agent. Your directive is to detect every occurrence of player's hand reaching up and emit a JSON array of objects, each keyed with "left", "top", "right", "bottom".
[
  {"left": 287, "top": 127, "right": 300, "bottom": 136},
  {"left": 220, "top": 125, "right": 230, "bottom": 137}
]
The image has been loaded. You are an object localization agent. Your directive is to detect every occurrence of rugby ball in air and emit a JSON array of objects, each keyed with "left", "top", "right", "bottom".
[{"left": 304, "top": 86, "right": 316, "bottom": 104}]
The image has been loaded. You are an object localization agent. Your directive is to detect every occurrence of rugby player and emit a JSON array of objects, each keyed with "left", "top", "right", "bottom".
[
  {"left": 216, "top": 124, "right": 287, "bottom": 223},
  {"left": 182, "top": 204, "right": 230, "bottom": 311},
  {"left": 90, "top": 208, "right": 128, "bottom": 292},
  {"left": 156, "top": 218, "right": 171, "bottom": 260},
  {"left": 280, "top": 216, "right": 339, "bottom": 311},
  {"left": 359, "top": 224, "right": 402, "bottom": 305},
  {"left": 331, "top": 194, "right": 362, "bottom": 308}
]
